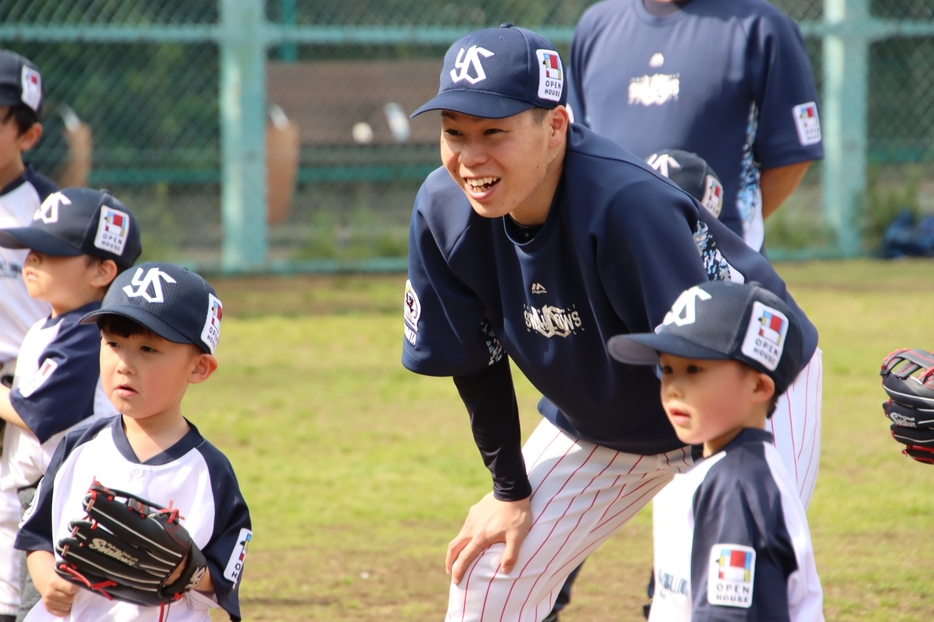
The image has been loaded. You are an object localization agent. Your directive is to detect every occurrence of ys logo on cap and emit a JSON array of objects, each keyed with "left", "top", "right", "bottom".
[
  {"left": 646, "top": 153, "right": 681, "bottom": 178},
  {"left": 123, "top": 267, "right": 177, "bottom": 303},
  {"left": 450, "top": 45, "right": 494, "bottom": 84},
  {"left": 34, "top": 192, "right": 71, "bottom": 224},
  {"left": 662, "top": 286, "right": 711, "bottom": 328}
]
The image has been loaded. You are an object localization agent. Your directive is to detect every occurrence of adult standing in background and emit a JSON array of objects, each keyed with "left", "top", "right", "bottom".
[{"left": 567, "top": 0, "right": 824, "bottom": 251}]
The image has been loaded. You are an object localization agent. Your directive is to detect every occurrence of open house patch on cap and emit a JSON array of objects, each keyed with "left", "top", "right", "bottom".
[
  {"left": 20, "top": 66, "right": 41, "bottom": 111},
  {"left": 701, "top": 175, "right": 723, "bottom": 218},
  {"left": 741, "top": 301, "right": 788, "bottom": 371},
  {"left": 201, "top": 294, "right": 223, "bottom": 354},
  {"left": 94, "top": 207, "right": 131, "bottom": 256},
  {"left": 536, "top": 49, "right": 563, "bottom": 102}
]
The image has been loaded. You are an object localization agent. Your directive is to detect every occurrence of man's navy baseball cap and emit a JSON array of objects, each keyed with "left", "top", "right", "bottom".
[
  {"left": 607, "top": 281, "right": 803, "bottom": 396},
  {"left": 0, "top": 50, "right": 43, "bottom": 115},
  {"left": 411, "top": 23, "right": 567, "bottom": 119},
  {"left": 81, "top": 262, "right": 223, "bottom": 355},
  {"left": 0, "top": 188, "right": 142, "bottom": 268},
  {"left": 646, "top": 149, "right": 725, "bottom": 219}
]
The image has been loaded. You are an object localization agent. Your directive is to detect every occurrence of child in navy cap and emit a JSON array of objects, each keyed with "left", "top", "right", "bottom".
[
  {"left": 0, "top": 49, "right": 58, "bottom": 622},
  {"left": 0, "top": 187, "right": 141, "bottom": 620},
  {"left": 608, "top": 280, "right": 823, "bottom": 620},
  {"left": 15, "top": 262, "right": 251, "bottom": 622}
]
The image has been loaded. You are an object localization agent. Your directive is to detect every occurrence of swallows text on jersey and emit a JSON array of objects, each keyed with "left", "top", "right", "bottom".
[{"left": 524, "top": 303, "right": 582, "bottom": 339}]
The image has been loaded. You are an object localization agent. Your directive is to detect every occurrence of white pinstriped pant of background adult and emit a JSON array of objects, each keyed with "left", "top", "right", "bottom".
[{"left": 444, "top": 349, "right": 822, "bottom": 622}]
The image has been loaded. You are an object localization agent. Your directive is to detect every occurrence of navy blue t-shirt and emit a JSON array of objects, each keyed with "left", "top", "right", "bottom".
[
  {"left": 403, "top": 123, "right": 817, "bottom": 457},
  {"left": 568, "top": 0, "right": 824, "bottom": 250}
]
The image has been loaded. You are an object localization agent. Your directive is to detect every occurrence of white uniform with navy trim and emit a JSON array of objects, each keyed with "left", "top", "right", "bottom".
[
  {"left": 0, "top": 166, "right": 56, "bottom": 616},
  {"left": 649, "top": 428, "right": 823, "bottom": 621},
  {"left": 1, "top": 294, "right": 108, "bottom": 616},
  {"left": 16, "top": 416, "right": 252, "bottom": 622},
  {"left": 0, "top": 165, "right": 56, "bottom": 367},
  {"left": 1, "top": 301, "right": 118, "bottom": 493}
]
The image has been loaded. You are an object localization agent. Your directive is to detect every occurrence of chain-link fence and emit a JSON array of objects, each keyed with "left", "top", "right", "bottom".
[{"left": 1, "top": 0, "right": 932, "bottom": 270}]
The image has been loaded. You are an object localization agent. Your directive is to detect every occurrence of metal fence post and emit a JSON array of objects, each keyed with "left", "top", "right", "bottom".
[
  {"left": 823, "top": 0, "right": 869, "bottom": 256},
  {"left": 219, "top": 0, "right": 268, "bottom": 271}
]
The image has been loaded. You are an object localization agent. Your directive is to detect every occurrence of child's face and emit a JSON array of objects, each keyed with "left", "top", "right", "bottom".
[
  {"left": 23, "top": 251, "right": 101, "bottom": 314},
  {"left": 659, "top": 353, "right": 770, "bottom": 456},
  {"left": 100, "top": 328, "right": 214, "bottom": 424},
  {"left": 0, "top": 107, "right": 22, "bottom": 172},
  {"left": 0, "top": 107, "right": 37, "bottom": 176}
]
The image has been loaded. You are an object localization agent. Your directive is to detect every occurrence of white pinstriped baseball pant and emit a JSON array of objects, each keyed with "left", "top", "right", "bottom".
[{"left": 444, "top": 349, "right": 822, "bottom": 622}]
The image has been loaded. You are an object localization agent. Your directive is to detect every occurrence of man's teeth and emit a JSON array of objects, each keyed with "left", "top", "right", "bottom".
[{"left": 466, "top": 177, "right": 499, "bottom": 188}]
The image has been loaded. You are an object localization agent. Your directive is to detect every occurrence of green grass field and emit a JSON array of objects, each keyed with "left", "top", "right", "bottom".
[{"left": 189, "top": 260, "right": 934, "bottom": 621}]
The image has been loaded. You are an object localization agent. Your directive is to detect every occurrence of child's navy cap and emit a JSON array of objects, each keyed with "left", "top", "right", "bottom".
[
  {"left": 0, "top": 188, "right": 142, "bottom": 268},
  {"left": 81, "top": 262, "right": 223, "bottom": 355},
  {"left": 411, "top": 24, "right": 567, "bottom": 119},
  {"left": 0, "top": 50, "right": 43, "bottom": 114},
  {"left": 646, "top": 149, "right": 724, "bottom": 219},
  {"left": 607, "top": 281, "right": 803, "bottom": 396}
]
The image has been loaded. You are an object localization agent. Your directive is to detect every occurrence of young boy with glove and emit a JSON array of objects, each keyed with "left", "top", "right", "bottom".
[{"left": 15, "top": 262, "right": 252, "bottom": 622}]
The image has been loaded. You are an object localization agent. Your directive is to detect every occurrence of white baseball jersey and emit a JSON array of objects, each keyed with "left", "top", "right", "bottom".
[
  {"left": 649, "top": 428, "right": 823, "bottom": 621},
  {"left": 1, "top": 301, "right": 117, "bottom": 492},
  {"left": 0, "top": 166, "right": 56, "bottom": 367},
  {"left": 16, "top": 416, "right": 252, "bottom": 622}
]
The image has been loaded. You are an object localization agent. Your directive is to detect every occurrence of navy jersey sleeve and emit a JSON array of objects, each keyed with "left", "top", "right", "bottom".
[
  {"left": 597, "top": 173, "right": 710, "bottom": 332},
  {"left": 690, "top": 460, "right": 798, "bottom": 620},
  {"left": 402, "top": 170, "right": 504, "bottom": 377},
  {"left": 200, "top": 442, "right": 252, "bottom": 622},
  {"left": 747, "top": 11, "right": 824, "bottom": 168},
  {"left": 15, "top": 418, "right": 112, "bottom": 553},
  {"left": 453, "top": 357, "right": 530, "bottom": 501},
  {"left": 10, "top": 318, "right": 102, "bottom": 443}
]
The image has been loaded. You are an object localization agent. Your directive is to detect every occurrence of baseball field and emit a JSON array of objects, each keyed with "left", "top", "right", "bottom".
[{"left": 193, "top": 259, "right": 934, "bottom": 621}]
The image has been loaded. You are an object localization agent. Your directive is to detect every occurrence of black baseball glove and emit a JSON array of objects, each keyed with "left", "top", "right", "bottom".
[
  {"left": 55, "top": 480, "right": 209, "bottom": 606},
  {"left": 881, "top": 348, "right": 934, "bottom": 465}
]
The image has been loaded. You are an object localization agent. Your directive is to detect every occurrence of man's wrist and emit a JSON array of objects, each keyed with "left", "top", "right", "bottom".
[{"left": 492, "top": 478, "right": 532, "bottom": 502}]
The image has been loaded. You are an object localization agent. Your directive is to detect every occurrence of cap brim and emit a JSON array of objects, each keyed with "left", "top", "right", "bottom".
[
  {"left": 0, "top": 228, "right": 83, "bottom": 256},
  {"left": 411, "top": 90, "right": 535, "bottom": 119},
  {"left": 607, "top": 333, "right": 729, "bottom": 365},
  {"left": 80, "top": 306, "right": 192, "bottom": 347},
  {"left": 0, "top": 93, "right": 23, "bottom": 109}
]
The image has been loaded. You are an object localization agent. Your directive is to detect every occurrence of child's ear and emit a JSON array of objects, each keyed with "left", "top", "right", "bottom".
[
  {"left": 188, "top": 353, "right": 218, "bottom": 385},
  {"left": 18, "top": 122, "right": 42, "bottom": 152},
  {"left": 751, "top": 372, "right": 776, "bottom": 404},
  {"left": 92, "top": 259, "right": 119, "bottom": 288}
]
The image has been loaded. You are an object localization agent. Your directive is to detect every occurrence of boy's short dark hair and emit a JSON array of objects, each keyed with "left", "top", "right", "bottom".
[
  {"left": 96, "top": 313, "right": 209, "bottom": 357},
  {"left": 96, "top": 314, "right": 157, "bottom": 340},
  {"left": 2, "top": 104, "right": 39, "bottom": 136}
]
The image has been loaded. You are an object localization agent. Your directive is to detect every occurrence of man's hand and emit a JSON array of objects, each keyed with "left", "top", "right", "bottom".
[
  {"left": 27, "top": 550, "right": 79, "bottom": 618},
  {"left": 445, "top": 492, "right": 532, "bottom": 585}
]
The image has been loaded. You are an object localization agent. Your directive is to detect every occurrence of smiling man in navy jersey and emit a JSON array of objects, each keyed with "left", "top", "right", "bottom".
[{"left": 402, "top": 23, "right": 822, "bottom": 622}]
